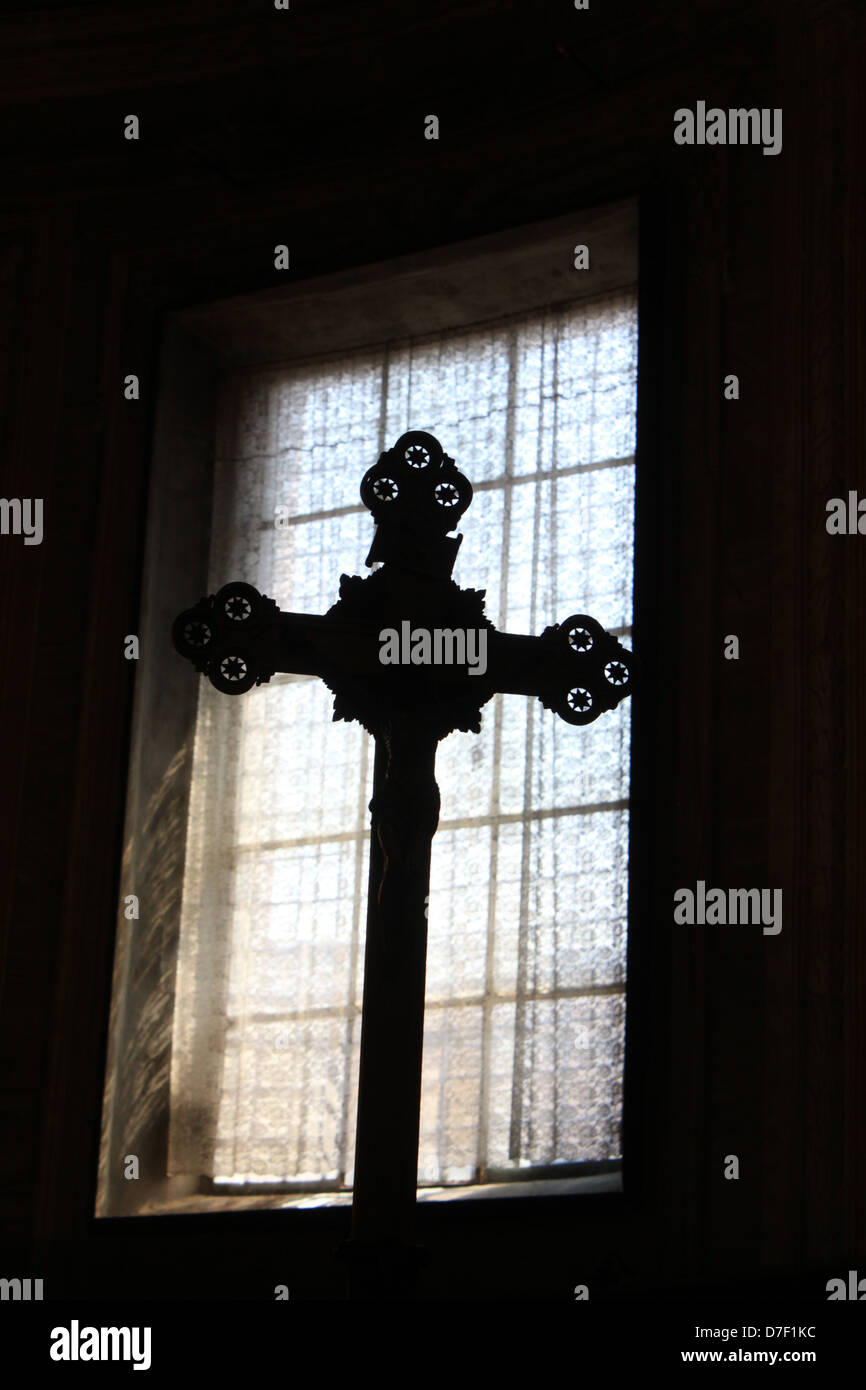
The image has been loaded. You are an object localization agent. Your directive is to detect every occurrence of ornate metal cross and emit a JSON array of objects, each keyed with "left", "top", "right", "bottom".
[{"left": 172, "top": 431, "right": 634, "bottom": 1298}]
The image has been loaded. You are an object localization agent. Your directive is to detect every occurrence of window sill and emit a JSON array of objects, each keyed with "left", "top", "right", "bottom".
[{"left": 120, "top": 1165, "right": 621, "bottom": 1217}]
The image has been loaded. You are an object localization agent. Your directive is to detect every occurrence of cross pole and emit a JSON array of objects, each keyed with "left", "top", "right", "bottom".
[{"left": 172, "top": 430, "right": 634, "bottom": 1299}]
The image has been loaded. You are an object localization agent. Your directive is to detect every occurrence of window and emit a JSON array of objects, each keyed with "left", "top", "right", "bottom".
[{"left": 97, "top": 200, "right": 638, "bottom": 1216}]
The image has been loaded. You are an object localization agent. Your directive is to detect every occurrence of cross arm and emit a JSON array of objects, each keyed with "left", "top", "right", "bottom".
[
  {"left": 172, "top": 580, "right": 634, "bottom": 729},
  {"left": 485, "top": 616, "right": 633, "bottom": 725},
  {"left": 171, "top": 581, "right": 380, "bottom": 694}
]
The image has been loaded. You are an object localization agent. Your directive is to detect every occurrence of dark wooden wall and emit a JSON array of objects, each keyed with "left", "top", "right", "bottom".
[{"left": 0, "top": 0, "right": 863, "bottom": 1300}]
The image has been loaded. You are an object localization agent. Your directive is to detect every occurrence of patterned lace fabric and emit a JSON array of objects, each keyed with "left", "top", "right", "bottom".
[{"left": 168, "top": 291, "right": 637, "bottom": 1189}]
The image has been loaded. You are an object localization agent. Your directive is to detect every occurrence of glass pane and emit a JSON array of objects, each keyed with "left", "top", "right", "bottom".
[{"left": 170, "top": 291, "right": 638, "bottom": 1189}]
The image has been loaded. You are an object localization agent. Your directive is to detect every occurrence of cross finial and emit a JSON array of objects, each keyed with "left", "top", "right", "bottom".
[{"left": 360, "top": 429, "right": 473, "bottom": 576}]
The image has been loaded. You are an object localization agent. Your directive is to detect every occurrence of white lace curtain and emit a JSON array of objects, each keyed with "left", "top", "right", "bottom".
[{"left": 168, "top": 290, "right": 637, "bottom": 1189}]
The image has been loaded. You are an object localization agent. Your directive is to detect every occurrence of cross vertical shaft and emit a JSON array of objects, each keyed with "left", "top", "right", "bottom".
[{"left": 347, "top": 724, "right": 439, "bottom": 1294}]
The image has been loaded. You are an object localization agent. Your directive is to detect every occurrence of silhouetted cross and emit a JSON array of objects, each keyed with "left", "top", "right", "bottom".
[{"left": 172, "top": 431, "right": 634, "bottom": 1299}]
